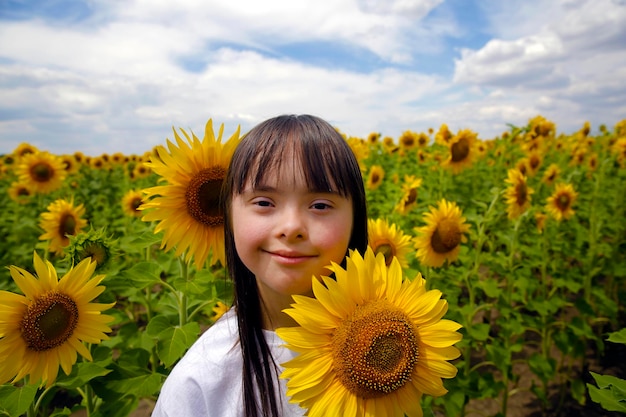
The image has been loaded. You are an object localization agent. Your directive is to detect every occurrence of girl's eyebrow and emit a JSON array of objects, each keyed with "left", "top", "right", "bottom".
[{"left": 246, "top": 184, "right": 342, "bottom": 196}]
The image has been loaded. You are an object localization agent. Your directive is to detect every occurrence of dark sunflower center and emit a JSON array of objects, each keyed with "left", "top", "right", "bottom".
[
  {"left": 529, "top": 156, "right": 540, "bottom": 170},
  {"left": 430, "top": 218, "right": 461, "bottom": 254},
  {"left": 59, "top": 213, "right": 77, "bottom": 237},
  {"left": 31, "top": 162, "right": 54, "bottom": 182},
  {"left": 370, "top": 172, "right": 380, "bottom": 184},
  {"left": 332, "top": 300, "right": 419, "bottom": 399},
  {"left": 374, "top": 241, "right": 395, "bottom": 267},
  {"left": 21, "top": 292, "right": 79, "bottom": 351},
  {"left": 401, "top": 137, "right": 415, "bottom": 147},
  {"left": 18, "top": 187, "right": 31, "bottom": 197},
  {"left": 405, "top": 188, "right": 418, "bottom": 206},
  {"left": 515, "top": 182, "right": 528, "bottom": 205},
  {"left": 451, "top": 138, "right": 470, "bottom": 162},
  {"left": 185, "top": 167, "right": 225, "bottom": 227},
  {"left": 556, "top": 193, "right": 571, "bottom": 211},
  {"left": 131, "top": 197, "right": 142, "bottom": 212}
]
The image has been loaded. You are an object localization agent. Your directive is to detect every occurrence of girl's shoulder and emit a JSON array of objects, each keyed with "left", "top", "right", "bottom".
[{"left": 188, "top": 307, "right": 240, "bottom": 362}]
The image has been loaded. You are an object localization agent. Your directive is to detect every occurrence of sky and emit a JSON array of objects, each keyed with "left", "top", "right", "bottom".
[{"left": 0, "top": 0, "right": 625, "bottom": 156}]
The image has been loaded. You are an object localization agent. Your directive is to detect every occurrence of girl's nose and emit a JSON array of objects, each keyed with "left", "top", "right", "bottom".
[{"left": 277, "top": 207, "right": 306, "bottom": 240}]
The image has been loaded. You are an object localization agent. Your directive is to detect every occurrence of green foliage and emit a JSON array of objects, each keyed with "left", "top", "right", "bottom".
[{"left": 586, "top": 330, "right": 626, "bottom": 413}]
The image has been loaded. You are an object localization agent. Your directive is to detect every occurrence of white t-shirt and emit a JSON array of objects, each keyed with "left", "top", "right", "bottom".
[{"left": 151, "top": 308, "right": 306, "bottom": 417}]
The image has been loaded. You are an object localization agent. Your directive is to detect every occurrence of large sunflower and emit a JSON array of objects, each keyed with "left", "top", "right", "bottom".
[
  {"left": 546, "top": 183, "right": 578, "bottom": 221},
  {"left": 368, "top": 218, "right": 413, "bottom": 268},
  {"left": 503, "top": 169, "right": 534, "bottom": 220},
  {"left": 395, "top": 175, "right": 423, "bottom": 215},
  {"left": 414, "top": 199, "right": 471, "bottom": 267},
  {"left": 0, "top": 252, "right": 114, "bottom": 387},
  {"left": 444, "top": 129, "right": 477, "bottom": 174},
  {"left": 39, "top": 198, "right": 88, "bottom": 256},
  {"left": 141, "top": 119, "right": 241, "bottom": 268},
  {"left": 277, "top": 248, "right": 462, "bottom": 417},
  {"left": 16, "top": 151, "right": 67, "bottom": 195}
]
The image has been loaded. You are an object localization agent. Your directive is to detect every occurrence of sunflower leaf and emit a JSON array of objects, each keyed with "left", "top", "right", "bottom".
[
  {"left": 55, "top": 362, "right": 112, "bottom": 389},
  {"left": 607, "top": 328, "right": 626, "bottom": 344},
  {"left": 0, "top": 383, "right": 38, "bottom": 417},
  {"left": 119, "top": 261, "right": 163, "bottom": 289},
  {"left": 157, "top": 322, "right": 201, "bottom": 367}
]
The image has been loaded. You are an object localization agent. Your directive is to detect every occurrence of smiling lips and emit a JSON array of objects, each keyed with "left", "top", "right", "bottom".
[{"left": 267, "top": 250, "right": 317, "bottom": 265}]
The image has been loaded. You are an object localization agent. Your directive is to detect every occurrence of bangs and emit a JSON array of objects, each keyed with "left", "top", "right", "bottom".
[{"left": 231, "top": 116, "right": 357, "bottom": 198}]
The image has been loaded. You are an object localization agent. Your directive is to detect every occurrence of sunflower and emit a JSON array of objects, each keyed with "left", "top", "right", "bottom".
[
  {"left": 368, "top": 218, "right": 413, "bottom": 268},
  {"left": 503, "top": 169, "right": 534, "bottom": 220},
  {"left": 211, "top": 301, "right": 230, "bottom": 322},
  {"left": 277, "top": 247, "right": 462, "bottom": 417},
  {"left": 542, "top": 163, "right": 561, "bottom": 186},
  {"left": 13, "top": 142, "right": 39, "bottom": 159},
  {"left": 16, "top": 151, "right": 67, "bottom": 195},
  {"left": 416, "top": 132, "right": 430, "bottom": 148},
  {"left": 39, "top": 198, "right": 88, "bottom": 256},
  {"left": 0, "top": 252, "right": 114, "bottom": 387},
  {"left": 435, "top": 124, "right": 453, "bottom": 145},
  {"left": 444, "top": 129, "right": 477, "bottom": 174},
  {"left": 132, "top": 163, "right": 152, "bottom": 179},
  {"left": 395, "top": 175, "right": 423, "bottom": 215},
  {"left": 141, "top": 119, "right": 241, "bottom": 268},
  {"left": 60, "top": 154, "right": 80, "bottom": 175},
  {"left": 414, "top": 199, "right": 471, "bottom": 268},
  {"left": 366, "top": 165, "right": 385, "bottom": 190},
  {"left": 546, "top": 183, "right": 578, "bottom": 221},
  {"left": 121, "top": 189, "right": 144, "bottom": 217},
  {"left": 90, "top": 156, "right": 107, "bottom": 170},
  {"left": 67, "top": 227, "right": 117, "bottom": 272},
  {"left": 398, "top": 130, "right": 418, "bottom": 151},
  {"left": 8, "top": 181, "right": 33, "bottom": 204},
  {"left": 367, "top": 132, "right": 381, "bottom": 145},
  {"left": 525, "top": 151, "right": 542, "bottom": 177},
  {"left": 346, "top": 137, "right": 370, "bottom": 171}
]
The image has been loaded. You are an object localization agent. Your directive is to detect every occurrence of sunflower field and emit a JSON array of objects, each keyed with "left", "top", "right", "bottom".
[{"left": 1, "top": 115, "right": 625, "bottom": 417}]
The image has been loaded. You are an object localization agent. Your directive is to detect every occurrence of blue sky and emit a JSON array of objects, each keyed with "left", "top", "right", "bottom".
[{"left": 0, "top": 0, "right": 625, "bottom": 155}]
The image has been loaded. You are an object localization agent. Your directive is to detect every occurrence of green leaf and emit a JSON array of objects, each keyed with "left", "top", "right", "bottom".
[
  {"left": 467, "top": 323, "right": 490, "bottom": 342},
  {"left": 571, "top": 378, "right": 587, "bottom": 405},
  {"left": 478, "top": 278, "right": 501, "bottom": 298},
  {"left": 607, "top": 328, "right": 626, "bottom": 345},
  {"left": 157, "top": 322, "right": 201, "bottom": 367},
  {"left": 55, "top": 362, "right": 112, "bottom": 389},
  {"left": 146, "top": 314, "right": 173, "bottom": 337},
  {"left": 0, "top": 383, "right": 38, "bottom": 417},
  {"left": 528, "top": 353, "right": 556, "bottom": 382},
  {"left": 590, "top": 372, "right": 626, "bottom": 398},
  {"left": 119, "top": 261, "right": 163, "bottom": 289},
  {"left": 587, "top": 383, "right": 626, "bottom": 412},
  {"left": 106, "top": 373, "right": 164, "bottom": 398}
]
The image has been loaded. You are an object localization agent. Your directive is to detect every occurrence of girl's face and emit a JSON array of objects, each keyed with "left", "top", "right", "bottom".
[{"left": 231, "top": 159, "right": 353, "bottom": 311}]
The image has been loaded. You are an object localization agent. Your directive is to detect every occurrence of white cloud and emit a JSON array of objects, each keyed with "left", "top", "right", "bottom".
[{"left": 0, "top": 0, "right": 624, "bottom": 155}]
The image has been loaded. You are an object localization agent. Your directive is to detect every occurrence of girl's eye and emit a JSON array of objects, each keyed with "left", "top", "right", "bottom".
[
  {"left": 253, "top": 199, "right": 273, "bottom": 207},
  {"left": 311, "top": 202, "right": 332, "bottom": 210}
]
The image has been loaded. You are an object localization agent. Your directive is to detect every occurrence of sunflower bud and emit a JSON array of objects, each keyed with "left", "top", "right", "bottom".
[{"left": 67, "top": 227, "right": 117, "bottom": 271}]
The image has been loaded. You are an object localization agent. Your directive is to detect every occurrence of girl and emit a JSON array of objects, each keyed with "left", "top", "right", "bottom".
[{"left": 152, "top": 114, "right": 368, "bottom": 417}]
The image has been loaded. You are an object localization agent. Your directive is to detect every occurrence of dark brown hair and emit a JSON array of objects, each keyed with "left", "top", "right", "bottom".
[{"left": 221, "top": 114, "right": 368, "bottom": 417}]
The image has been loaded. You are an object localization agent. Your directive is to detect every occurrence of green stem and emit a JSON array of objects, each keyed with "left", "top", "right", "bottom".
[{"left": 178, "top": 257, "right": 189, "bottom": 326}]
